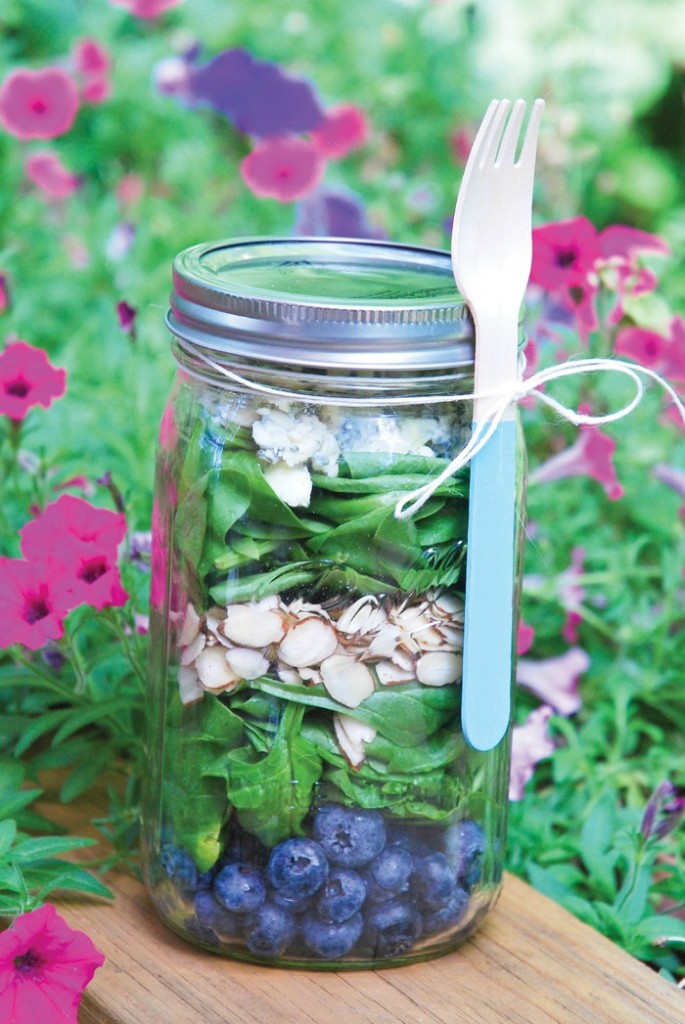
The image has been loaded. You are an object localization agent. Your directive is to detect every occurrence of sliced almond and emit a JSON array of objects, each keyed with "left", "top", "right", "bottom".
[
  {"left": 178, "top": 665, "right": 203, "bottom": 705},
  {"left": 436, "top": 625, "right": 464, "bottom": 651},
  {"left": 337, "top": 596, "right": 387, "bottom": 636},
  {"left": 180, "top": 631, "right": 206, "bottom": 666},
  {"left": 391, "top": 646, "right": 416, "bottom": 672},
  {"left": 320, "top": 654, "right": 375, "bottom": 708},
  {"left": 277, "top": 663, "right": 301, "bottom": 686},
  {"left": 364, "top": 622, "right": 402, "bottom": 659},
  {"left": 225, "top": 647, "right": 270, "bottom": 681},
  {"left": 428, "top": 591, "right": 465, "bottom": 619},
  {"left": 299, "top": 666, "right": 322, "bottom": 685},
  {"left": 333, "top": 714, "right": 377, "bottom": 768},
  {"left": 277, "top": 617, "right": 338, "bottom": 668},
  {"left": 219, "top": 603, "right": 286, "bottom": 647},
  {"left": 416, "top": 651, "right": 463, "bottom": 686},
  {"left": 195, "top": 647, "right": 240, "bottom": 692},
  {"left": 374, "top": 660, "right": 416, "bottom": 686},
  {"left": 179, "top": 601, "right": 201, "bottom": 647}
]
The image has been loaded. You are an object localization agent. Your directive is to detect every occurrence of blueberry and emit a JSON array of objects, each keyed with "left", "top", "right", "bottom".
[
  {"left": 313, "top": 804, "right": 386, "bottom": 868},
  {"left": 302, "top": 911, "right": 363, "bottom": 960},
  {"left": 271, "top": 889, "right": 314, "bottom": 915},
  {"left": 194, "top": 889, "right": 242, "bottom": 938},
  {"left": 315, "top": 869, "right": 367, "bottom": 923},
  {"left": 244, "top": 902, "right": 296, "bottom": 958},
  {"left": 413, "top": 852, "right": 457, "bottom": 910},
  {"left": 364, "top": 897, "right": 422, "bottom": 959},
  {"left": 422, "top": 885, "right": 469, "bottom": 936},
  {"left": 213, "top": 863, "right": 266, "bottom": 914},
  {"left": 445, "top": 819, "right": 485, "bottom": 889},
  {"left": 267, "top": 837, "right": 329, "bottom": 900},
  {"left": 368, "top": 844, "right": 413, "bottom": 898},
  {"left": 161, "top": 844, "right": 199, "bottom": 893}
]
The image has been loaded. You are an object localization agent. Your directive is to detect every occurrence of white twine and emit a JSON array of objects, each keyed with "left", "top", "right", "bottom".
[{"left": 183, "top": 345, "right": 685, "bottom": 520}]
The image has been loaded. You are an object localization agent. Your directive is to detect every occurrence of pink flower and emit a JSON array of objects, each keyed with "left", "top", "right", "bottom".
[
  {"left": 615, "top": 316, "right": 685, "bottom": 383},
  {"left": 158, "top": 401, "right": 178, "bottom": 451},
  {"left": 116, "top": 173, "right": 144, "bottom": 206},
  {"left": 241, "top": 136, "right": 325, "bottom": 202},
  {"left": 530, "top": 217, "right": 601, "bottom": 292},
  {"left": 509, "top": 705, "right": 555, "bottom": 801},
  {"left": 529, "top": 423, "right": 624, "bottom": 500},
  {"left": 516, "top": 646, "right": 589, "bottom": 716},
  {"left": 20, "top": 496, "right": 129, "bottom": 612},
  {"left": 0, "top": 558, "right": 72, "bottom": 650},
  {"left": 0, "top": 903, "right": 104, "bottom": 1024},
  {"left": 0, "top": 68, "right": 79, "bottom": 140},
  {"left": 116, "top": 300, "right": 137, "bottom": 336},
  {"left": 517, "top": 621, "right": 535, "bottom": 656},
  {"left": 311, "top": 105, "right": 369, "bottom": 159},
  {"left": 597, "top": 224, "right": 669, "bottom": 324},
  {"left": 73, "top": 38, "right": 110, "bottom": 77},
  {"left": 110, "top": 0, "right": 183, "bottom": 18},
  {"left": 25, "top": 151, "right": 80, "bottom": 199},
  {"left": 558, "top": 545, "right": 586, "bottom": 643},
  {"left": 0, "top": 274, "right": 10, "bottom": 314},
  {"left": 72, "top": 39, "right": 112, "bottom": 105},
  {"left": 0, "top": 342, "right": 66, "bottom": 422}
]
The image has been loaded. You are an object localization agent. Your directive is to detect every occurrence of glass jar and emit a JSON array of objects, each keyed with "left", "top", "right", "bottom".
[{"left": 143, "top": 237, "right": 525, "bottom": 969}]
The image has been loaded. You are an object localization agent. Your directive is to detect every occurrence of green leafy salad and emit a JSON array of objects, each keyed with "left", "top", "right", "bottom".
[{"left": 165, "top": 397, "right": 474, "bottom": 872}]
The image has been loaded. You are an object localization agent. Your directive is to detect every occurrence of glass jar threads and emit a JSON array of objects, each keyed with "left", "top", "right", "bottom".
[{"left": 143, "top": 237, "right": 525, "bottom": 968}]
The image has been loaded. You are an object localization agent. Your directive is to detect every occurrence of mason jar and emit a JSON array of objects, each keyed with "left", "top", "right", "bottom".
[{"left": 143, "top": 237, "right": 525, "bottom": 968}]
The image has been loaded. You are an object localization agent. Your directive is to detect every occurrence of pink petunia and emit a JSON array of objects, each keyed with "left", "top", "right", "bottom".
[
  {"left": 0, "top": 903, "right": 104, "bottom": 1024},
  {"left": 530, "top": 217, "right": 601, "bottom": 292},
  {"left": 110, "top": 0, "right": 184, "bottom": 18},
  {"left": 529, "top": 423, "right": 624, "bottom": 500},
  {"left": 0, "top": 68, "right": 79, "bottom": 141},
  {"left": 509, "top": 705, "right": 555, "bottom": 801},
  {"left": 241, "top": 136, "right": 325, "bottom": 202},
  {"left": 615, "top": 316, "right": 685, "bottom": 384},
  {"left": 116, "top": 173, "right": 144, "bottom": 206},
  {"left": 72, "top": 38, "right": 112, "bottom": 105},
  {"left": 73, "top": 39, "right": 110, "bottom": 77},
  {"left": 558, "top": 545, "right": 586, "bottom": 643},
  {"left": 0, "top": 341, "right": 66, "bottom": 422},
  {"left": 517, "top": 621, "right": 535, "bottom": 656},
  {"left": 20, "top": 496, "right": 129, "bottom": 611},
  {"left": 25, "top": 151, "right": 80, "bottom": 199},
  {"left": 597, "top": 224, "right": 669, "bottom": 324},
  {"left": 0, "top": 274, "right": 9, "bottom": 314},
  {"left": 0, "top": 558, "right": 72, "bottom": 650},
  {"left": 311, "top": 105, "right": 369, "bottom": 159},
  {"left": 516, "top": 646, "right": 589, "bottom": 716}
]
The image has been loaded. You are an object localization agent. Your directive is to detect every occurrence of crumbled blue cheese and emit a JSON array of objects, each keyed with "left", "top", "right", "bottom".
[
  {"left": 262, "top": 462, "right": 313, "bottom": 507},
  {"left": 251, "top": 404, "right": 340, "bottom": 506}
]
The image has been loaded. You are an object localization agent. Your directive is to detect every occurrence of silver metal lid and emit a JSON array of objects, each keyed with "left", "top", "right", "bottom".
[{"left": 167, "top": 237, "right": 474, "bottom": 371}]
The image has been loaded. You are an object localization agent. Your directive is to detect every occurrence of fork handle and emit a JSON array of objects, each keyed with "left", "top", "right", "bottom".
[{"left": 461, "top": 416, "right": 519, "bottom": 751}]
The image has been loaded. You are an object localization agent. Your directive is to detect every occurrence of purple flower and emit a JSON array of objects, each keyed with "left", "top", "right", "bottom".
[
  {"left": 116, "top": 300, "right": 137, "bottom": 337},
  {"left": 509, "top": 705, "right": 555, "bottom": 801},
  {"left": 640, "top": 781, "right": 685, "bottom": 841},
  {"left": 654, "top": 463, "right": 685, "bottom": 498},
  {"left": 516, "top": 647, "right": 588, "bottom": 716},
  {"left": 295, "top": 188, "right": 385, "bottom": 239},
  {"left": 188, "top": 49, "right": 324, "bottom": 137}
]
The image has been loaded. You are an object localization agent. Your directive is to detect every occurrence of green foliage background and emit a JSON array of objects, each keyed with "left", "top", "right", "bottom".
[{"left": 0, "top": 0, "right": 683, "bottom": 982}]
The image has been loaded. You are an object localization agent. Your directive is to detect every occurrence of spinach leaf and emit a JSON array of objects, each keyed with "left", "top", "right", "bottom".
[
  {"left": 167, "top": 694, "right": 244, "bottom": 872},
  {"left": 251, "top": 678, "right": 460, "bottom": 747},
  {"left": 209, "top": 701, "right": 322, "bottom": 847}
]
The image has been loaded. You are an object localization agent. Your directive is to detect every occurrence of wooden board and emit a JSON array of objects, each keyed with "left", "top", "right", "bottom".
[{"left": 38, "top": 779, "right": 683, "bottom": 1024}]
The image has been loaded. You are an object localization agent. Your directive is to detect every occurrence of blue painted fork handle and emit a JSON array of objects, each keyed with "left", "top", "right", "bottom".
[{"left": 461, "top": 418, "right": 518, "bottom": 752}]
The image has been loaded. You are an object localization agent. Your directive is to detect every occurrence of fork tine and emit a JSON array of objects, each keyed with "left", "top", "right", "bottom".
[
  {"left": 517, "top": 97, "right": 545, "bottom": 168},
  {"left": 477, "top": 99, "right": 510, "bottom": 170},
  {"left": 496, "top": 98, "right": 526, "bottom": 166}
]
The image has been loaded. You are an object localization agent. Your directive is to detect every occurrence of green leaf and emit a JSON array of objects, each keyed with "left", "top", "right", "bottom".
[
  {"left": 11, "top": 836, "right": 96, "bottom": 862},
  {"left": 168, "top": 694, "right": 244, "bottom": 872},
  {"left": 210, "top": 701, "right": 322, "bottom": 847},
  {"left": 0, "top": 819, "right": 17, "bottom": 857},
  {"left": 51, "top": 699, "right": 136, "bottom": 746},
  {"left": 22, "top": 862, "right": 113, "bottom": 901},
  {"left": 526, "top": 863, "right": 601, "bottom": 928}
]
